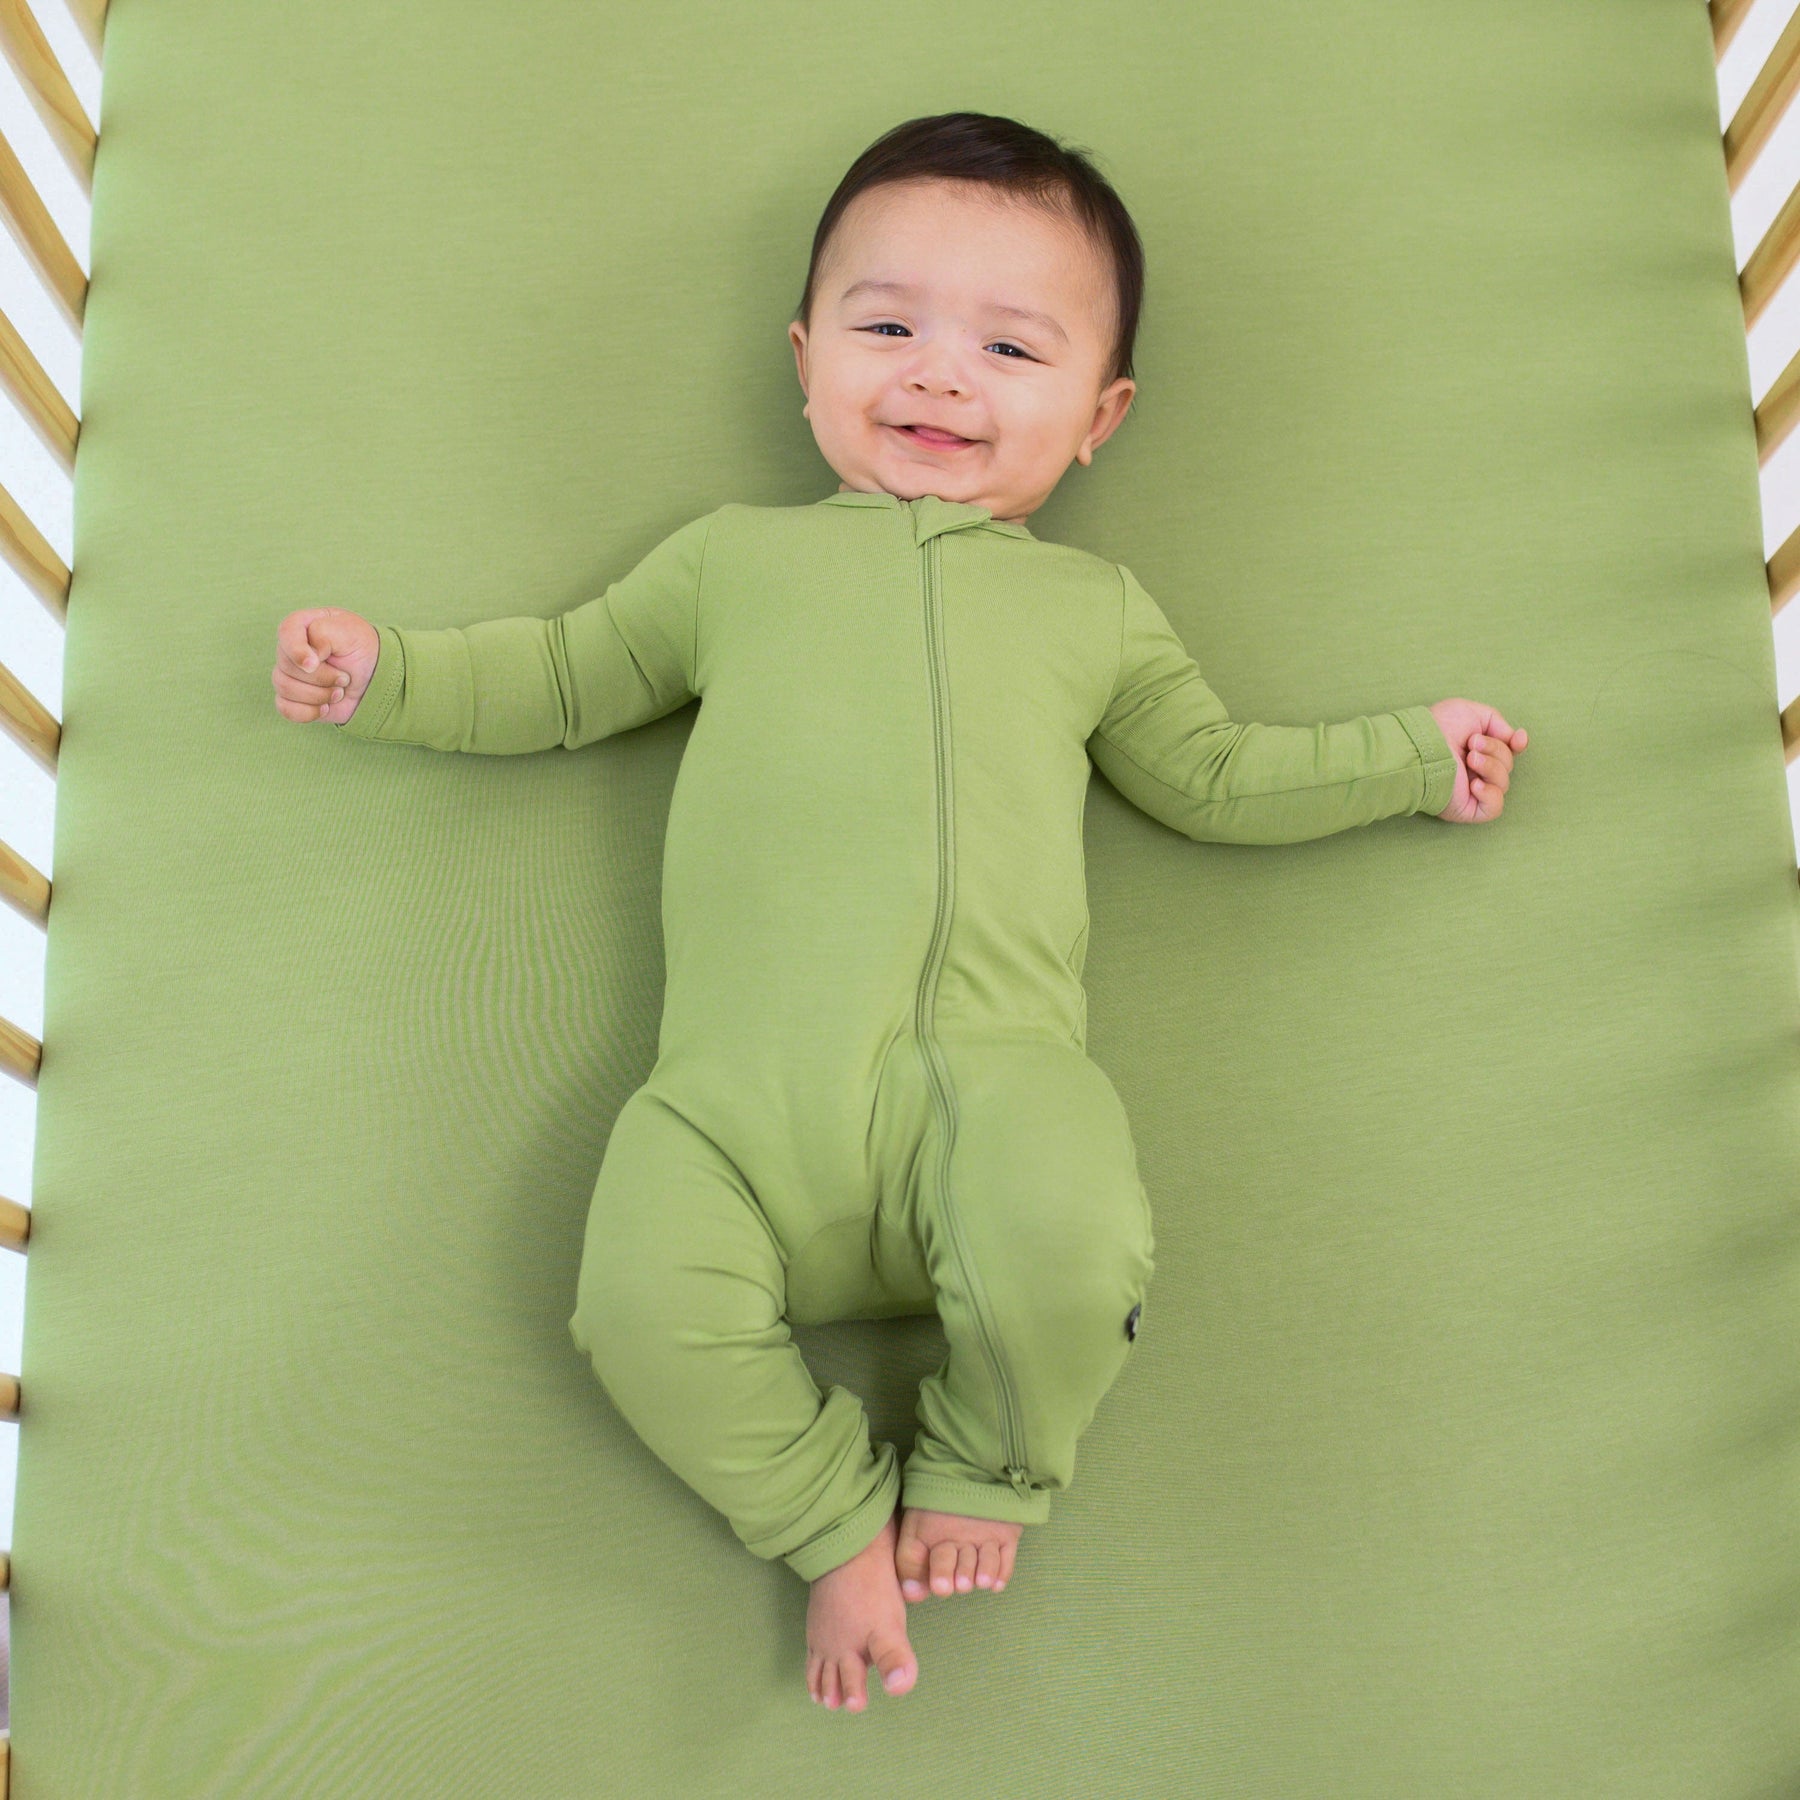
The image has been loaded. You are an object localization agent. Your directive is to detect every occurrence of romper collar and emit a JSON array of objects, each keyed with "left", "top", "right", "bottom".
[{"left": 818, "top": 488, "right": 1035, "bottom": 545}]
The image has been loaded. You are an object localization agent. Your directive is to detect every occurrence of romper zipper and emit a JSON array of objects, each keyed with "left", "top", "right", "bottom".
[{"left": 912, "top": 528, "right": 1034, "bottom": 1506}]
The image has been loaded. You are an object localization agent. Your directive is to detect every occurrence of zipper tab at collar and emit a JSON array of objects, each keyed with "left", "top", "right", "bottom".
[
  {"left": 816, "top": 489, "right": 1034, "bottom": 542},
  {"left": 904, "top": 493, "right": 992, "bottom": 546}
]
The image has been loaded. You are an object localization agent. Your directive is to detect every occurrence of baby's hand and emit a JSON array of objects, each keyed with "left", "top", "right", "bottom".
[
  {"left": 1427, "top": 698, "right": 1527, "bottom": 824},
  {"left": 273, "top": 607, "right": 380, "bottom": 724}
]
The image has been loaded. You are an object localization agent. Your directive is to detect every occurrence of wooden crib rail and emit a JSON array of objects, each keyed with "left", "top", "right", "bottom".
[
  {"left": 0, "top": 1013, "right": 36, "bottom": 1089},
  {"left": 0, "top": 0, "right": 93, "bottom": 196},
  {"left": 0, "top": 653, "right": 55, "bottom": 776},
  {"left": 0, "top": 116, "right": 80, "bottom": 333},
  {"left": 58, "top": 0, "right": 98, "bottom": 68},
  {"left": 0, "top": 478, "right": 68, "bottom": 624},
  {"left": 0, "top": 0, "right": 96, "bottom": 1763},
  {"left": 1714, "top": 0, "right": 1800, "bottom": 766},
  {"left": 0, "top": 297, "right": 77, "bottom": 475},
  {"left": 1722, "top": 1, "right": 1800, "bottom": 192},
  {"left": 0, "top": 832, "right": 48, "bottom": 927},
  {"left": 1712, "top": 0, "right": 1756, "bottom": 63}
]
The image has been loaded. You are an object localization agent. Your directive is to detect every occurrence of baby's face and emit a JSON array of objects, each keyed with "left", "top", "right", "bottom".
[{"left": 789, "top": 179, "right": 1136, "bottom": 526}]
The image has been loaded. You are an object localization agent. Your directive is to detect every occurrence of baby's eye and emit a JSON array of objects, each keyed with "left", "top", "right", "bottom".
[{"left": 857, "top": 323, "right": 1034, "bottom": 361}]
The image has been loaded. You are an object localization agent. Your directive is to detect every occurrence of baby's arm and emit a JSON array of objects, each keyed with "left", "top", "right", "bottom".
[
  {"left": 324, "top": 509, "right": 714, "bottom": 754},
  {"left": 1085, "top": 563, "right": 1459, "bottom": 845}
]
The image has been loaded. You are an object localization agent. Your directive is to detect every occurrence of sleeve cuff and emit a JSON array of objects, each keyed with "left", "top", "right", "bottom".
[
  {"left": 1392, "top": 702, "right": 1457, "bottom": 817},
  {"left": 334, "top": 625, "right": 405, "bottom": 738}
]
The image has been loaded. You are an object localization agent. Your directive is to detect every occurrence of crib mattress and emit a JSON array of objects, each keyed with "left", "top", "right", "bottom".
[{"left": 13, "top": 1, "right": 1800, "bottom": 1793}]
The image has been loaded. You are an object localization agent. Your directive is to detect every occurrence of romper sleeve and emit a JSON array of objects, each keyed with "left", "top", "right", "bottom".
[
  {"left": 1084, "top": 562, "right": 1459, "bottom": 844},
  {"left": 332, "top": 508, "right": 715, "bottom": 754}
]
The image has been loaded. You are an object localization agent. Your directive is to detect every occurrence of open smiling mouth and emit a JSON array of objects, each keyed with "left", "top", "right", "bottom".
[{"left": 889, "top": 424, "right": 980, "bottom": 451}]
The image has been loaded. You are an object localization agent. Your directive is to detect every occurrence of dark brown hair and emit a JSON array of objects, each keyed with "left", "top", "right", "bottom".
[{"left": 794, "top": 112, "right": 1145, "bottom": 390}]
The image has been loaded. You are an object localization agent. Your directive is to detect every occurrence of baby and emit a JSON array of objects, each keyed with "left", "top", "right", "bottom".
[{"left": 271, "top": 111, "right": 1525, "bottom": 1714}]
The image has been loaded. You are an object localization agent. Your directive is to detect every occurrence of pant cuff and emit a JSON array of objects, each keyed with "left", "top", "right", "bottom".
[
  {"left": 780, "top": 1445, "right": 903, "bottom": 1583},
  {"left": 900, "top": 1471, "right": 1052, "bottom": 1526}
]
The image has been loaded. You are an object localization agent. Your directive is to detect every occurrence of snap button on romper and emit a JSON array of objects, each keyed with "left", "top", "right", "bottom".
[{"left": 336, "top": 488, "right": 1457, "bottom": 1582}]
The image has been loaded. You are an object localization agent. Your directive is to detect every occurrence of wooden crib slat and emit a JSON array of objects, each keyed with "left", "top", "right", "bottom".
[
  {"left": 0, "top": 659, "right": 56, "bottom": 776},
  {"left": 0, "top": 120, "right": 82, "bottom": 332},
  {"left": 0, "top": 838, "right": 48, "bottom": 930},
  {"left": 1753, "top": 338, "right": 1800, "bottom": 463},
  {"left": 1725, "top": 3, "right": 1800, "bottom": 193},
  {"left": 0, "top": 302, "right": 77, "bottom": 476},
  {"left": 1771, "top": 536, "right": 1799, "bottom": 852},
  {"left": 0, "top": 1016, "right": 40, "bottom": 1091},
  {"left": 1712, "top": 0, "right": 1756, "bottom": 64},
  {"left": 0, "top": 0, "right": 94, "bottom": 197},
  {"left": 1740, "top": 175, "right": 1800, "bottom": 333},
  {"left": 62, "top": 0, "right": 105, "bottom": 65},
  {"left": 0, "top": 477, "right": 68, "bottom": 626},
  {"left": 0, "top": 1197, "right": 28, "bottom": 1254},
  {"left": 1767, "top": 518, "right": 1800, "bottom": 621}
]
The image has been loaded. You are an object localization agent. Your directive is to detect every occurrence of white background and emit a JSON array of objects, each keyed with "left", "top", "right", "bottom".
[{"left": 0, "top": 0, "right": 1795, "bottom": 1581}]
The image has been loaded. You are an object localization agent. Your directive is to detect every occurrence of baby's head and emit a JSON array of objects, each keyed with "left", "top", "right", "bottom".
[{"left": 789, "top": 112, "right": 1143, "bottom": 527}]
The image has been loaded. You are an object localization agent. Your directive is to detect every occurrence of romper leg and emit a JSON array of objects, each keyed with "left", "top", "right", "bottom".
[
  {"left": 901, "top": 1035, "right": 1157, "bottom": 1525},
  {"left": 567, "top": 1082, "right": 900, "bottom": 1582}
]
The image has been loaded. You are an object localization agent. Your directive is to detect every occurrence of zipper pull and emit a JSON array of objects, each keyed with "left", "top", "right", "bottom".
[{"left": 1004, "top": 1465, "right": 1035, "bottom": 1503}]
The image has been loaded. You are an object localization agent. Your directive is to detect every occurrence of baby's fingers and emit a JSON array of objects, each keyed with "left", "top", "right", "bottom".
[
  {"left": 276, "top": 606, "right": 360, "bottom": 677},
  {"left": 271, "top": 665, "right": 349, "bottom": 722},
  {"left": 272, "top": 663, "right": 348, "bottom": 705},
  {"left": 276, "top": 643, "right": 335, "bottom": 684},
  {"left": 1483, "top": 711, "right": 1527, "bottom": 754},
  {"left": 1470, "top": 733, "right": 1512, "bottom": 777},
  {"left": 1468, "top": 742, "right": 1511, "bottom": 794}
]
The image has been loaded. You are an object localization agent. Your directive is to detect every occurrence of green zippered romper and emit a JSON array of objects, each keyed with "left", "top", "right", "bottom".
[{"left": 335, "top": 488, "right": 1458, "bottom": 1582}]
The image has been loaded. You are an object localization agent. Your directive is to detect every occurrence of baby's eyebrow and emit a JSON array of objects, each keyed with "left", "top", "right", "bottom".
[{"left": 838, "top": 277, "right": 1069, "bottom": 347}]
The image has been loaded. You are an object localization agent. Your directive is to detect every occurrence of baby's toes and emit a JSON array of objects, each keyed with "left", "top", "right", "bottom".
[
  {"left": 928, "top": 1540, "right": 963, "bottom": 1596},
  {"left": 872, "top": 1632, "right": 917, "bottom": 1698},
  {"left": 893, "top": 1522, "right": 931, "bottom": 1601},
  {"left": 973, "top": 1538, "right": 1005, "bottom": 1590},
  {"left": 837, "top": 1657, "right": 871, "bottom": 1713},
  {"left": 956, "top": 1541, "right": 979, "bottom": 1593}
]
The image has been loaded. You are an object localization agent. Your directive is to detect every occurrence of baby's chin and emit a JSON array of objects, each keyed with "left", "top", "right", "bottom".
[{"left": 876, "top": 452, "right": 995, "bottom": 494}]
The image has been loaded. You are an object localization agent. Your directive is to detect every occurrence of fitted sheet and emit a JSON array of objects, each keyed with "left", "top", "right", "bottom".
[{"left": 12, "top": 0, "right": 1800, "bottom": 1793}]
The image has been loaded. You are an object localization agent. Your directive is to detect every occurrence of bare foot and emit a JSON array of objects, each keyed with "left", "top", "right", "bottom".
[
  {"left": 805, "top": 1509, "right": 919, "bottom": 1711},
  {"left": 894, "top": 1504, "right": 1022, "bottom": 1601}
]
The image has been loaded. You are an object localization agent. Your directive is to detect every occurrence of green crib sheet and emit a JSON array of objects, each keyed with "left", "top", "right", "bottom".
[{"left": 14, "top": 0, "right": 1800, "bottom": 1792}]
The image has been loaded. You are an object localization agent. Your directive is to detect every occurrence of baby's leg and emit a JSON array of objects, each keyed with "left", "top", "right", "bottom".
[
  {"left": 897, "top": 1033, "right": 1156, "bottom": 1599},
  {"left": 567, "top": 1079, "right": 905, "bottom": 1589},
  {"left": 569, "top": 1081, "right": 916, "bottom": 1705}
]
